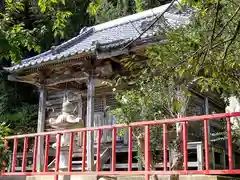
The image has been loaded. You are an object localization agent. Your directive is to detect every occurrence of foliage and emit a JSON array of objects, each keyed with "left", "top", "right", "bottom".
[
  {"left": 144, "top": 0, "right": 240, "bottom": 97},
  {"left": 0, "top": 70, "right": 38, "bottom": 135},
  {"left": 109, "top": 0, "right": 239, "bottom": 178},
  {"left": 88, "top": 0, "right": 124, "bottom": 24},
  {"left": 112, "top": 71, "right": 190, "bottom": 168},
  {"left": 0, "top": 123, "right": 10, "bottom": 172},
  {"left": 88, "top": 0, "right": 171, "bottom": 23},
  {"left": 0, "top": 0, "right": 91, "bottom": 63}
]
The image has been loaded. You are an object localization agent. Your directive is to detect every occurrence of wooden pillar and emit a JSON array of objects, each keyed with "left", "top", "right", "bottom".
[
  {"left": 86, "top": 74, "right": 95, "bottom": 171},
  {"left": 37, "top": 86, "right": 46, "bottom": 172}
]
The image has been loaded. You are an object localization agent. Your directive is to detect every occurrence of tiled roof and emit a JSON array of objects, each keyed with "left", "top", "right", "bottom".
[{"left": 7, "top": 2, "right": 190, "bottom": 72}]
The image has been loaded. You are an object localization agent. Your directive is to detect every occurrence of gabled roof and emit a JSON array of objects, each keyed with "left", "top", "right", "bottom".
[{"left": 7, "top": 2, "right": 190, "bottom": 72}]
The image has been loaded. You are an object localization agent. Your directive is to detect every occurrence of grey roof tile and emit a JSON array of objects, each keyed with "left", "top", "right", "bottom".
[{"left": 7, "top": 2, "right": 190, "bottom": 72}]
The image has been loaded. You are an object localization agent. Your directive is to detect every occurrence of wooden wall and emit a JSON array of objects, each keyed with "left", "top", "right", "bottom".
[
  {"left": 44, "top": 88, "right": 225, "bottom": 145},
  {"left": 45, "top": 88, "right": 123, "bottom": 143}
]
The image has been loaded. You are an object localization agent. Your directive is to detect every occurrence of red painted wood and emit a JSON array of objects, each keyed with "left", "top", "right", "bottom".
[
  {"left": 2, "top": 113, "right": 240, "bottom": 177},
  {"left": 82, "top": 131, "right": 87, "bottom": 172},
  {"left": 163, "top": 123, "right": 168, "bottom": 171},
  {"left": 128, "top": 127, "right": 133, "bottom": 171},
  {"left": 54, "top": 133, "right": 61, "bottom": 180},
  {"left": 112, "top": 128, "right": 117, "bottom": 171},
  {"left": 145, "top": 126, "right": 150, "bottom": 180},
  {"left": 226, "top": 116, "right": 233, "bottom": 170},
  {"left": 32, "top": 136, "right": 38, "bottom": 172},
  {"left": 183, "top": 121, "right": 188, "bottom": 170},
  {"left": 11, "top": 138, "right": 18, "bottom": 172},
  {"left": 204, "top": 119, "right": 210, "bottom": 170},
  {"left": 96, "top": 130, "right": 102, "bottom": 171},
  {"left": 22, "top": 137, "right": 28, "bottom": 172},
  {"left": 44, "top": 135, "right": 50, "bottom": 172},
  {"left": 5, "top": 112, "right": 240, "bottom": 140},
  {"left": 68, "top": 132, "right": 74, "bottom": 172}
]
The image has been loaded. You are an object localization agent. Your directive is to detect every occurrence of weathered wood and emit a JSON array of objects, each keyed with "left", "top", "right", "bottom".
[
  {"left": 45, "top": 71, "right": 88, "bottom": 86},
  {"left": 97, "top": 49, "right": 129, "bottom": 60},
  {"left": 211, "top": 146, "right": 216, "bottom": 169},
  {"left": 86, "top": 73, "right": 95, "bottom": 171},
  {"left": 37, "top": 86, "right": 47, "bottom": 172},
  {"left": 8, "top": 74, "right": 38, "bottom": 85},
  {"left": 47, "top": 90, "right": 82, "bottom": 99},
  {"left": 196, "top": 143, "right": 203, "bottom": 170},
  {"left": 16, "top": 55, "right": 90, "bottom": 75},
  {"left": 46, "top": 95, "right": 82, "bottom": 106}
]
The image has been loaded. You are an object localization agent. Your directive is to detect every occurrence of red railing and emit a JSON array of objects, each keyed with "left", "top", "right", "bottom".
[{"left": 2, "top": 112, "right": 240, "bottom": 179}]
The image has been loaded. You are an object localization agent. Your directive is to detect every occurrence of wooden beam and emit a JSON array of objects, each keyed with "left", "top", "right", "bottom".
[
  {"left": 45, "top": 71, "right": 88, "bottom": 86},
  {"left": 97, "top": 49, "right": 129, "bottom": 60},
  {"left": 86, "top": 72, "right": 95, "bottom": 171},
  {"left": 37, "top": 86, "right": 47, "bottom": 172},
  {"left": 110, "top": 57, "right": 121, "bottom": 63},
  {"left": 8, "top": 74, "right": 39, "bottom": 85}
]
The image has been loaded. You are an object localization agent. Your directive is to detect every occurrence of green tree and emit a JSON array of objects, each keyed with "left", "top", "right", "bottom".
[
  {"left": 145, "top": 0, "right": 240, "bottom": 96},
  {"left": 0, "top": 0, "right": 91, "bottom": 63},
  {"left": 0, "top": 69, "right": 38, "bottom": 135},
  {"left": 0, "top": 123, "right": 10, "bottom": 173},
  {"left": 111, "top": 71, "right": 190, "bottom": 180},
  {"left": 111, "top": 0, "right": 240, "bottom": 179},
  {"left": 88, "top": 0, "right": 171, "bottom": 23}
]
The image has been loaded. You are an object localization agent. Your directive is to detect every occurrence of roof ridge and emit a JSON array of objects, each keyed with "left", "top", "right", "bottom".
[{"left": 93, "top": 2, "right": 174, "bottom": 32}]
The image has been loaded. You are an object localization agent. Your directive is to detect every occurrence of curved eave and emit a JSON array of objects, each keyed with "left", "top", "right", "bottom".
[{"left": 4, "top": 49, "right": 96, "bottom": 73}]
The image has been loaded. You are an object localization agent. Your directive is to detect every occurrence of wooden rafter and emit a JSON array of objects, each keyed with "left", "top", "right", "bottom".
[{"left": 45, "top": 71, "right": 88, "bottom": 86}]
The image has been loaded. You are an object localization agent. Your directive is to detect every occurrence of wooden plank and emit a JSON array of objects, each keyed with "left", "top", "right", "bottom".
[
  {"left": 8, "top": 74, "right": 38, "bottom": 85},
  {"left": 45, "top": 71, "right": 88, "bottom": 86},
  {"left": 46, "top": 95, "right": 82, "bottom": 106},
  {"left": 86, "top": 73, "right": 95, "bottom": 171},
  {"left": 37, "top": 86, "right": 47, "bottom": 172},
  {"left": 97, "top": 49, "right": 129, "bottom": 60},
  {"left": 197, "top": 143, "right": 203, "bottom": 170}
]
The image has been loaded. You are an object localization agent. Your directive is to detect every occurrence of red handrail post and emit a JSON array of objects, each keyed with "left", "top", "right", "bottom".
[
  {"left": 54, "top": 133, "right": 61, "bottom": 180},
  {"left": 128, "top": 126, "right": 133, "bottom": 171},
  {"left": 32, "top": 136, "right": 39, "bottom": 172},
  {"left": 226, "top": 116, "right": 233, "bottom": 170},
  {"left": 145, "top": 126, "right": 150, "bottom": 180},
  {"left": 82, "top": 131, "right": 87, "bottom": 172},
  {"left": 44, "top": 135, "right": 50, "bottom": 172},
  {"left": 68, "top": 132, "right": 74, "bottom": 172},
  {"left": 204, "top": 119, "right": 210, "bottom": 171},
  {"left": 11, "top": 137, "right": 18, "bottom": 172},
  {"left": 22, "top": 137, "right": 29, "bottom": 172},
  {"left": 96, "top": 129, "right": 102, "bottom": 171},
  {"left": 163, "top": 123, "right": 168, "bottom": 171},
  {"left": 112, "top": 127, "right": 117, "bottom": 171},
  {"left": 183, "top": 121, "right": 188, "bottom": 170}
]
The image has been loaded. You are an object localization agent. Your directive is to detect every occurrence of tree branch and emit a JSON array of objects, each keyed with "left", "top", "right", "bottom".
[
  {"left": 213, "top": 6, "right": 240, "bottom": 40},
  {"left": 222, "top": 21, "right": 240, "bottom": 60},
  {"left": 210, "top": 0, "right": 221, "bottom": 47}
]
